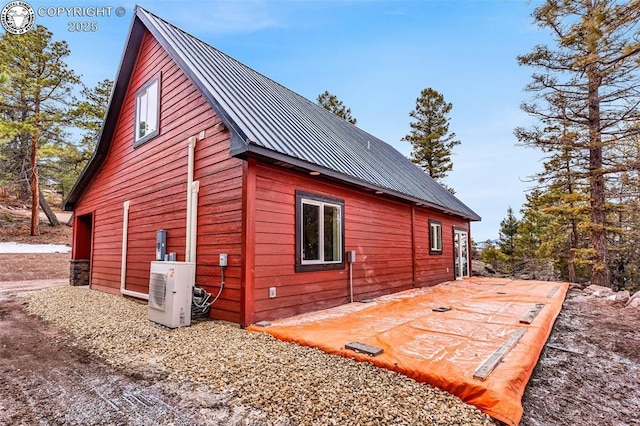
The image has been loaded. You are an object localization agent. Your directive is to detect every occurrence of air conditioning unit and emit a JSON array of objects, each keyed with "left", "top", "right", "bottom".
[{"left": 148, "top": 261, "right": 195, "bottom": 328}]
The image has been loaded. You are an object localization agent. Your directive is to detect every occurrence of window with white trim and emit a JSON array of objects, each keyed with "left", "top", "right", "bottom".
[
  {"left": 296, "top": 191, "right": 345, "bottom": 272},
  {"left": 429, "top": 220, "right": 443, "bottom": 253},
  {"left": 134, "top": 75, "right": 160, "bottom": 146}
]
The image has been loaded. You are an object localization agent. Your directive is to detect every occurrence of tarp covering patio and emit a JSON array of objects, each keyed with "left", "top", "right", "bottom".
[{"left": 248, "top": 278, "right": 569, "bottom": 425}]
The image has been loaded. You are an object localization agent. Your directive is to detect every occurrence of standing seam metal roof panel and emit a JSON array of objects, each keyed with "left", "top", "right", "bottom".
[{"left": 138, "top": 7, "right": 480, "bottom": 221}]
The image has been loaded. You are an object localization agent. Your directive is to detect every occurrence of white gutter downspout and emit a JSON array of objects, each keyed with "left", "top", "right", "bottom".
[
  {"left": 190, "top": 180, "right": 200, "bottom": 263},
  {"left": 121, "top": 200, "right": 149, "bottom": 300},
  {"left": 349, "top": 260, "right": 354, "bottom": 303},
  {"left": 185, "top": 136, "right": 197, "bottom": 262}
]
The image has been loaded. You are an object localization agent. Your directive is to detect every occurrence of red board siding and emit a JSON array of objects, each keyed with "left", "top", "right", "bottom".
[
  {"left": 250, "top": 162, "right": 472, "bottom": 322},
  {"left": 413, "top": 209, "right": 469, "bottom": 286},
  {"left": 72, "top": 31, "right": 244, "bottom": 323},
  {"left": 250, "top": 163, "right": 446, "bottom": 322}
]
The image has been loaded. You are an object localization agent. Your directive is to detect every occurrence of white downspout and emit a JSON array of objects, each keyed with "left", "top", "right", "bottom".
[
  {"left": 349, "top": 260, "right": 354, "bottom": 303},
  {"left": 185, "top": 136, "right": 197, "bottom": 262},
  {"left": 120, "top": 200, "right": 148, "bottom": 300},
  {"left": 190, "top": 180, "right": 200, "bottom": 263}
]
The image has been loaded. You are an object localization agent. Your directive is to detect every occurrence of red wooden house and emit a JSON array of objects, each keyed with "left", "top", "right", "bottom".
[{"left": 64, "top": 7, "right": 480, "bottom": 327}]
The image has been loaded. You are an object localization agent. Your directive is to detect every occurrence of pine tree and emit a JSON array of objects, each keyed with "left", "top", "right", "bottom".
[
  {"left": 0, "top": 26, "right": 80, "bottom": 235},
  {"left": 73, "top": 79, "right": 113, "bottom": 153},
  {"left": 55, "top": 79, "right": 113, "bottom": 197},
  {"left": 403, "top": 88, "right": 460, "bottom": 190},
  {"left": 0, "top": 68, "right": 13, "bottom": 140},
  {"left": 499, "top": 207, "right": 520, "bottom": 257},
  {"left": 516, "top": 0, "right": 640, "bottom": 289},
  {"left": 516, "top": 188, "right": 590, "bottom": 283},
  {"left": 606, "top": 134, "right": 640, "bottom": 292},
  {"left": 317, "top": 91, "right": 357, "bottom": 124}
]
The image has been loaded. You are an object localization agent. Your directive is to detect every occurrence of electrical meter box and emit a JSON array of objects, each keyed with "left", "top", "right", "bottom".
[{"left": 156, "top": 230, "right": 167, "bottom": 261}]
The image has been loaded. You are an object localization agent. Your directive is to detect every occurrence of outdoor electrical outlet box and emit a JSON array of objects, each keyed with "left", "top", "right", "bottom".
[
  {"left": 156, "top": 230, "right": 167, "bottom": 261},
  {"left": 269, "top": 287, "right": 276, "bottom": 298},
  {"left": 219, "top": 253, "right": 228, "bottom": 267},
  {"left": 348, "top": 250, "right": 356, "bottom": 263}
]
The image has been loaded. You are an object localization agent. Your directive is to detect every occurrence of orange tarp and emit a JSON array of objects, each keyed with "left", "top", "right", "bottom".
[{"left": 248, "top": 278, "right": 569, "bottom": 425}]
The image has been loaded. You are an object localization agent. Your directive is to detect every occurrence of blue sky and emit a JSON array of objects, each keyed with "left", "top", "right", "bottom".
[{"left": 17, "top": 0, "right": 549, "bottom": 241}]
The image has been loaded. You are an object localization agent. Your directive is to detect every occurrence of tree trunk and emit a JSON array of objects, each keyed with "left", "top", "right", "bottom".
[
  {"left": 567, "top": 236, "right": 576, "bottom": 283},
  {"left": 564, "top": 147, "right": 578, "bottom": 283},
  {"left": 587, "top": 67, "right": 610, "bottom": 288},
  {"left": 30, "top": 126, "right": 39, "bottom": 236},
  {"left": 38, "top": 190, "right": 60, "bottom": 226}
]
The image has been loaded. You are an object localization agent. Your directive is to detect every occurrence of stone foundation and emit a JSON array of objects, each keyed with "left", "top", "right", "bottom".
[{"left": 70, "top": 259, "right": 90, "bottom": 286}]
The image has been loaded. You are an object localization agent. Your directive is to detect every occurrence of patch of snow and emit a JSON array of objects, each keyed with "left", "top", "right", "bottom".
[{"left": 0, "top": 242, "right": 71, "bottom": 254}]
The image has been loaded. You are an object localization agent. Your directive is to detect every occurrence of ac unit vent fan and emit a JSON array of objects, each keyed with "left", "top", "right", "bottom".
[{"left": 149, "top": 272, "right": 167, "bottom": 311}]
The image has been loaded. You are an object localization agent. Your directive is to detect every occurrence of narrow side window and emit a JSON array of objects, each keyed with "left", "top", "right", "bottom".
[
  {"left": 134, "top": 74, "right": 160, "bottom": 146},
  {"left": 429, "top": 220, "right": 443, "bottom": 254}
]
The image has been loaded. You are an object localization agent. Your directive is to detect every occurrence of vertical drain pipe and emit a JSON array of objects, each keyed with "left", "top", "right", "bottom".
[
  {"left": 120, "top": 200, "right": 130, "bottom": 292},
  {"left": 120, "top": 200, "right": 148, "bottom": 300},
  {"left": 349, "top": 260, "right": 353, "bottom": 303},
  {"left": 185, "top": 136, "right": 197, "bottom": 262},
  {"left": 347, "top": 251, "right": 355, "bottom": 303},
  {"left": 190, "top": 180, "right": 200, "bottom": 263}
]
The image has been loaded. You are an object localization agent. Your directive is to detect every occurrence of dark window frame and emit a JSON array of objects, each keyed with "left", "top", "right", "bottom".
[
  {"left": 295, "top": 190, "right": 345, "bottom": 272},
  {"left": 429, "top": 219, "right": 443, "bottom": 254},
  {"left": 133, "top": 72, "right": 161, "bottom": 148}
]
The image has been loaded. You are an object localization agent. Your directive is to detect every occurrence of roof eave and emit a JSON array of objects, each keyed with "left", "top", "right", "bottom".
[{"left": 236, "top": 143, "right": 481, "bottom": 222}]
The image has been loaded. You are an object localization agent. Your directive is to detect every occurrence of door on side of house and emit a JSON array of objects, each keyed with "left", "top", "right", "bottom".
[
  {"left": 72, "top": 213, "right": 94, "bottom": 286},
  {"left": 454, "top": 229, "right": 469, "bottom": 280}
]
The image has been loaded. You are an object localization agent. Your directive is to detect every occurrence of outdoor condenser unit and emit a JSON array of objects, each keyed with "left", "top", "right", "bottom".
[{"left": 148, "top": 261, "right": 195, "bottom": 328}]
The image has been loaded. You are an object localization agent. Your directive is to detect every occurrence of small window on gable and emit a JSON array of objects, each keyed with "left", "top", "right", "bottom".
[
  {"left": 429, "top": 220, "right": 443, "bottom": 254},
  {"left": 295, "top": 190, "right": 345, "bottom": 272},
  {"left": 134, "top": 74, "right": 160, "bottom": 146}
]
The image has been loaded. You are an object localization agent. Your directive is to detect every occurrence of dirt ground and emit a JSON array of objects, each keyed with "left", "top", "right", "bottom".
[
  {"left": 521, "top": 292, "right": 640, "bottom": 426},
  {"left": 0, "top": 205, "right": 72, "bottom": 245},
  {"left": 0, "top": 253, "right": 71, "bottom": 281},
  {"left": 1, "top": 213, "right": 639, "bottom": 424},
  {"left": 0, "top": 296, "right": 252, "bottom": 425}
]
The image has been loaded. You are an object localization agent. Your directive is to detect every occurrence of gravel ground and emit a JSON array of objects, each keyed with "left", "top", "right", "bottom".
[{"left": 26, "top": 286, "right": 494, "bottom": 426}]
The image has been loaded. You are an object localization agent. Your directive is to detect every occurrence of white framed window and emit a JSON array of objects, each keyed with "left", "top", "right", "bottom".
[
  {"left": 134, "top": 74, "right": 160, "bottom": 146},
  {"left": 296, "top": 191, "right": 345, "bottom": 272},
  {"left": 429, "top": 220, "right": 443, "bottom": 253}
]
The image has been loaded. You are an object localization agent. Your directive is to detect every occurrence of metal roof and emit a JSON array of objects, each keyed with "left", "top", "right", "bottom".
[{"left": 64, "top": 6, "right": 480, "bottom": 221}]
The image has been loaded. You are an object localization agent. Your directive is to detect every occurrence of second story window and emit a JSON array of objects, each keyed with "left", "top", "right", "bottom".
[{"left": 134, "top": 75, "right": 160, "bottom": 146}]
